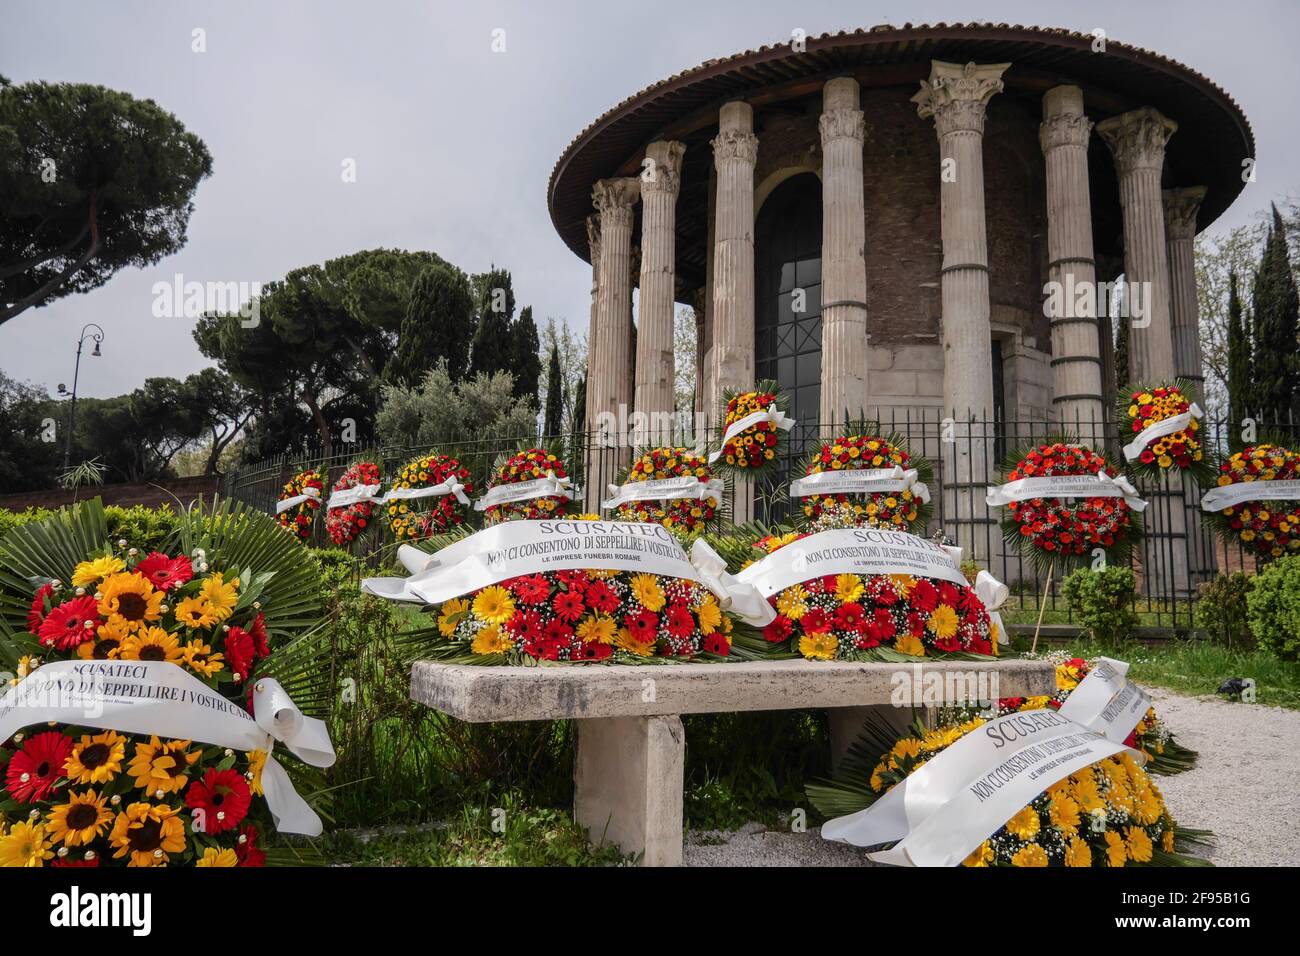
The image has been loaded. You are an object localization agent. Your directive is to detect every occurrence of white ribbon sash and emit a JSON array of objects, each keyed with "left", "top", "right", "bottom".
[
  {"left": 326, "top": 483, "right": 383, "bottom": 511},
  {"left": 601, "top": 476, "right": 724, "bottom": 510},
  {"left": 384, "top": 479, "right": 472, "bottom": 507},
  {"left": 1200, "top": 479, "right": 1300, "bottom": 512},
  {"left": 275, "top": 486, "right": 321, "bottom": 514},
  {"left": 1122, "top": 403, "right": 1203, "bottom": 462},
  {"left": 361, "top": 520, "right": 775, "bottom": 626},
  {"left": 474, "top": 472, "right": 574, "bottom": 511},
  {"left": 735, "top": 528, "right": 970, "bottom": 598},
  {"left": 707, "top": 405, "right": 796, "bottom": 463},
  {"left": 985, "top": 470, "right": 1148, "bottom": 513},
  {"left": 789, "top": 466, "right": 932, "bottom": 504},
  {"left": 0, "top": 660, "right": 335, "bottom": 836},
  {"left": 974, "top": 570, "right": 1010, "bottom": 646},
  {"left": 822, "top": 657, "right": 1150, "bottom": 866}
]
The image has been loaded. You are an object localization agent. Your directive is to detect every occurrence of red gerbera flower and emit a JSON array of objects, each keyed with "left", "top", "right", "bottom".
[
  {"left": 625, "top": 610, "right": 659, "bottom": 641},
  {"left": 37, "top": 595, "right": 99, "bottom": 651},
  {"left": 801, "top": 608, "right": 833, "bottom": 633},
  {"left": 5, "top": 731, "right": 73, "bottom": 803},
  {"left": 28, "top": 582, "right": 55, "bottom": 634},
  {"left": 248, "top": 612, "right": 270, "bottom": 658},
  {"left": 507, "top": 609, "right": 544, "bottom": 642},
  {"left": 554, "top": 569, "right": 587, "bottom": 593},
  {"left": 225, "top": 626, "right": 255, "bottom": 680},
  {"left": 511, "top": 575, "right": 551, "bottom": 605},
  {"left": 52, "top": 857, "right": 100, "bottom": 867},
  {"left": 552, "top": 590, "right": 585, "bottom": 622},
  {"left": 543, "top": 619, "right": 574, "bottom": 644},
  {"left": 664, "top": 601, "right": 694, "bottom": 639},
  {"left": 571, "top": 641, "right": 613, "bottom": 662},
  {"left": 834, "top": 602, "right": 866, "bottom": 633},
  {"left": 134, "top": 552, "right": 194, "bottom": 592},
  {"left": 185, "top": 768, "right": 252, "bottom": 834},
  {"left": 702, "top": 632, "right": 730, "bottom": 656},
  {"left": 583, "top": 580, "right": 619, "bottom": 615},
  {"left": 911, "top": 580, "right": 938, "bottom": 612},
  {"left": 236, "top": 823, "right": 267, "bottom": 866},
  {"left": 763, "top": 614, "right": 794, "bottom": 643}
]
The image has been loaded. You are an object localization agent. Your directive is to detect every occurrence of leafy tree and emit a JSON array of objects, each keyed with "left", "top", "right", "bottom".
[
  {"left": 510, "top": 305, "right": 541, "bottom": 402},
  {"left": 543, "top": 342, "right": 563, "bottom": 436},
  {"left": 1226, "top": 270, "right": 1252, "bottom": 443},
  {"left": 389, "top": 262, "right": 475, "bottom": 387},
  {"left": 1250, "top": 205, "right": 1300, "bottom": 424},
  {"left": 0, "top": 79, "right": 212, "bottom": 325},
  {"left": 1195, "top": 224, "right": 1263, "bottom": 411},
  {"left": 184, "top": 367, "right": 255, "bottom": 475},
  {"left": 0, "top": 371, "right": 61, "bottom": 492},
  {"left": 70, "top": 378, "right": 204, "bottom": 482},
  {"left": 469, "top": 266, "right": 515, "bottom": 379}
]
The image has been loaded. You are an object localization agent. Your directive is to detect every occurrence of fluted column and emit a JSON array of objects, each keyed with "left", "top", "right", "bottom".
[
  {"left": 819, "top": 77, "right": 869, "bottom": 429},
  {"left": 584, "top": 214, "right": 601, "bottom": 433},
  {"left": 708, "top": 102, "right": 758, "bottom": 411},
  {"left": 1097, "top": 107, "right": 1178, "bottom": 384},
  {"left": 1040, "top": 85, "right": 1104, "bottom": 438},
  {"left": 634, "top": 141, "right": 685, "bottom": 446},
  {"left": 913, "top": 60, "right": 1008, "bottom": 560},
  {"left": 1163, "top": 186, "right": 1207, "bottom": 385},
  {"left": 590, "top": 177, "right": 640, "bottom": 511}
]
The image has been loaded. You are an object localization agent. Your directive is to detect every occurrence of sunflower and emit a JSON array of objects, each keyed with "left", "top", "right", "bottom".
[
  {"left": 71, "top": 556, "right": 126, "bottom": 588},
  {"left": 77, "top": 620, "right": 130, "bottom": 660},
  {"left": 199, "top": 572, "right": 240, "bottom": 622},
  {"left": 108, "top": 803, "right": 187, "bottom": 867},
  {"left": 97, "top": 572, "right": 163, "bottom": 631},
  {"left": 0, "top": 820, "right": 54, "bottom": 867},
  {"left": 629, "top": 574, "right": 666, "bottom": 612},
  {"left": 65, "top": 730, "right": 126, "bottom": 785},
  {"left": 127, "top": 737, "right": 199, "bottom": 795},
  {"left": 182, "top": 639, "right": 225, "bottom": 678},
  {"left": 195, "top": 847, "right": 239, "bottom": 867},
  {"left": 46, "top": 790, "right": 113, "bottom": 846},
  {"left": 119, "top": 626, "right": 184, "bottom": 664},
  {"left": 174, "top": 596, "right": 216, "bottom": 629},
  {"left": 471, "top": 586, "right": 516, "bottom": 625}
]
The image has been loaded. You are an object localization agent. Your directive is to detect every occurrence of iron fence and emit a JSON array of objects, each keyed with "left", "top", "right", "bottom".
[{"left": 222, "top": 409, "right": 1294, "bottom": 633}]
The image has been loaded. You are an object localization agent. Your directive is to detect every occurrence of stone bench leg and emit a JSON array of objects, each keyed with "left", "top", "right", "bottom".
[
  {"left": 829, "top": 704, "right": 939, "bottom": 772},
  {"left": 574, "top": 715, "right": 685, "bottom": 866}
]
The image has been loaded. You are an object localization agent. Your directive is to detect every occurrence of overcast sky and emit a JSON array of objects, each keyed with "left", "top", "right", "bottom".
[{"left": 2, "top": 0, "right": 1297, "bottom": 399}]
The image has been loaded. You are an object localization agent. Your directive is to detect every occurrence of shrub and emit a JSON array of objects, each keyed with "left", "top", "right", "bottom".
[
  {"left": 1246, "top": 555, "right": 1300, "bottom": 661},
  {"left": 1061, "top": 565, "right": 1139, "bottom": 645},
  {"left": 0, "top": 503, "right": 178, "bottom": 552},
  {"left": 1196, "top": 572, "right": 1255, "bottom": 650}
]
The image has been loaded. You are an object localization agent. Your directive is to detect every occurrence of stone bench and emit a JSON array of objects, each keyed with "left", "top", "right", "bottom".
[{"left": 410, "top": 657, "right": 1056, "bottom": 866}]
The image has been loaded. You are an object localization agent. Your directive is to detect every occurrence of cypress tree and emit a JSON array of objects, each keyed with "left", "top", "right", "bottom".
[
  {"left": 1250, "top": 205, "right": 1300, "bottom": 425},
  {"left": 543, "top": 341, "right": 563, "bottom": 435},
  {"left": 389, "top": 262, "right": 475, "bottom": 386},
  {"left": 1226, "top": 270, "right": 1252, "bottom": 448},
  {"left": 510, "top": 305, "right": 542, "bottom": 403},
  {"left": 469, "top": 267, "right": 515, "bottom": 379}
]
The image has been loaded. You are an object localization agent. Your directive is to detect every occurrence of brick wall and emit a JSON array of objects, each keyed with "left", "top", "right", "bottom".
[{"left": 0, "top": 475, "right": 220, "bottom": 513}]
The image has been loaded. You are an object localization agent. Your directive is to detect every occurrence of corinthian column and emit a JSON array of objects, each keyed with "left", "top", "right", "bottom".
[
  {"left": 1097, "top": 107, "right": 1178, "bottom": 384},
  {"left": 635, "top": 141, "right": 685, "bottom": 446},
  {"left": 1163, "top": 186, "right": 1208, "bottom": 385},
  {"left": 913, "top": 60, "right": 1008, "bottom": 559},
  {"left": 584, "top": 214, "right": 601, "bottom": 431},
  {"left": 1040, "top": 85, "right": 1104, "bottom": 437},
  {"left": 589, "top": 177, "right": 640, "bottom": 510},
  {"left": 819, "top": 77, "right": 869, "bottom": 429}
]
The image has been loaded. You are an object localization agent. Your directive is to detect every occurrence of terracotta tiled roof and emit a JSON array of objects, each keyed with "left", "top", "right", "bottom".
[{"left": 549, "top": 22, "right": 1254, "bottom": 281}]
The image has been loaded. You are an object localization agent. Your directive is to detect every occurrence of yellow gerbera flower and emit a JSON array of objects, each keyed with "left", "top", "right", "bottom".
[
  {"left": 0, "top": 820, "right": 54, "bottom": 867},
  {"left": 72, "top": 556, "right": 126, "bottom": 588},
  {"left": 471, "top": 586, "right": 516, "bottom": 625},
  {"left": 246, "top": 749, "right": 267, "bottom": 796},
  {"left": 1125, "top": 826, "right": 1154, "bottom": 863},
  {"left": 1010, "top": 843, "right": 1049, "bottom": 867},
  {"left": 834, "top": 574, "right": 864, "bottom": 603},
  {"left": 798, "top": 632, "right": 838, "bottom": 660},
  {"left": 109, "top": 803, "right": 186, "bottom": 866},
  {"left": 1104, "top": 830, "right": 1127, "bottom": 867},
  {"left": 614, "top": 627, "right": 655, "bottom": 657},
  {"left": 695, "top": 596, "right": 722, "bottom": 634},
  {"left": 1006, "top": 806, "right": 1041, "bottom": 840},
  {"left": 182, "top": 639, "right": 225, "bottom": 678},
  {"left": 119, "top": 626, "right": 184, "bottom": 664},
  {"left": 199, "top": 572, "right": 240, "bottom": 622},
  {"left": 894, "top": 632, "right": 926, "bottom": 657},
  {"left": 629, "top": 573, "right": 666, "bottom": 612},
  {"left": 1064, "top": 836, "right": 1093, "bottom": 867},
  {"left": 65, "top": 730, "right": 126, "bottom": 785},
  {"left": 174, "top": 595, "right": 217, "bottom": 629},
  {"left": 196, "top": 847, "right": 239, "bottom": 867},
  {"left": 437, "top": 597, "right": 470, "bottom": 637},
  {"left": 97, "top": 572, "right": 163, "bottom": 631},
  {"left": 926, "top": 604, "right": 959, "bottom": 640},
  {"left": 127, "top": 737, "right": 199, "bottom": 794},
  {"left": 1049, "top": 794, "right": 1081, "bottom": 835},
  {"left": 775, "top": 586, "right": 808, "bottom": 620},
  {"left": 962, "top": 840, "right": 994, "bottom": 867},
  {"left": 46, "top": 790, "right": 113, "bottom": 846},
  {"left": 575, "top": 615, "right": 616, "bottom": 645},
  {"left": 471, "top": 625, "right": 513, "bottom": 655},
  {"left": 888, "top": 574, "right": 917, "bottom": 597}
]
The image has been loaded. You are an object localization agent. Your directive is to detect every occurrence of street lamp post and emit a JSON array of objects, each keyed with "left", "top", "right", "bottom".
[{"left": 62, "top": 323, "right": 104, "bottom": 469}]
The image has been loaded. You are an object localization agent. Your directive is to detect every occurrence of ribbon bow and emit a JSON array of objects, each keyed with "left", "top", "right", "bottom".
[
  {"left": 250, "top": 678, "right": 337, "bottom": 836},
  {"left": 275, "top": 486, "right": 321, "bottom": 514},
  {"left": 542, "top": 469, "right": 573, "bottom": 498},
  {"left": 1096, "top": 469, "right": 1148, "bottom": 512},
  {"left": 383, "top": 479, "right": 471, "bottom": 507},
  {"left": 325, "top": 483, "right": 383, "bottom": 511},
  {"left": 688, "top": 539, "right": 776, "bottom": 627},
  {"left": 708, "top": 404, "right": 796, "bottom": 463},
  {"left": 891, "top": 465, "right": 932, "bottom": 504},
  {"left": 973, "top": 570, "right": 1010, "bottom": 645}
]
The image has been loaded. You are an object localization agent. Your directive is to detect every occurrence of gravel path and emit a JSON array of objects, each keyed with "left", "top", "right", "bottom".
[{"left": 685, "top": 687, "right": 1300, "bottom": 867}]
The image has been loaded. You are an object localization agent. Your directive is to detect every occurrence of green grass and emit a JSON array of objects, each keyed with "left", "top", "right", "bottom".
[
  {"left": 321, "top": 793, "right": 632, "bottom": 866},
  {"left": 1046, "top": 637, "right": 1300, "bottom": 710}
]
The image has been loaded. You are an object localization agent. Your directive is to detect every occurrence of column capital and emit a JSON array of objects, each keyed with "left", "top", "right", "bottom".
[
  {"left": 712, "top": 127, "right": 758, "bottom": 167},
  {"left": 912, "top": 60, "right": 1009, "bottom": 136},
  {"left": 1040, "top": 112, "right": 1093, "bottom": 152},
  {"left": 592, "top": 177, "right": 641, "bottom": 229},
  {"left": 1096, "top": 107, "right": 1177, "bottom": 174},
  {"left": 1163, "top": 186, "right": 1207, "bottom": 240},
  {"left": 819, "top": 108, "right": 865, "bottom": 145},
  {"left": 641, "top": 140, "right": 685, "bottom": 196}
]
